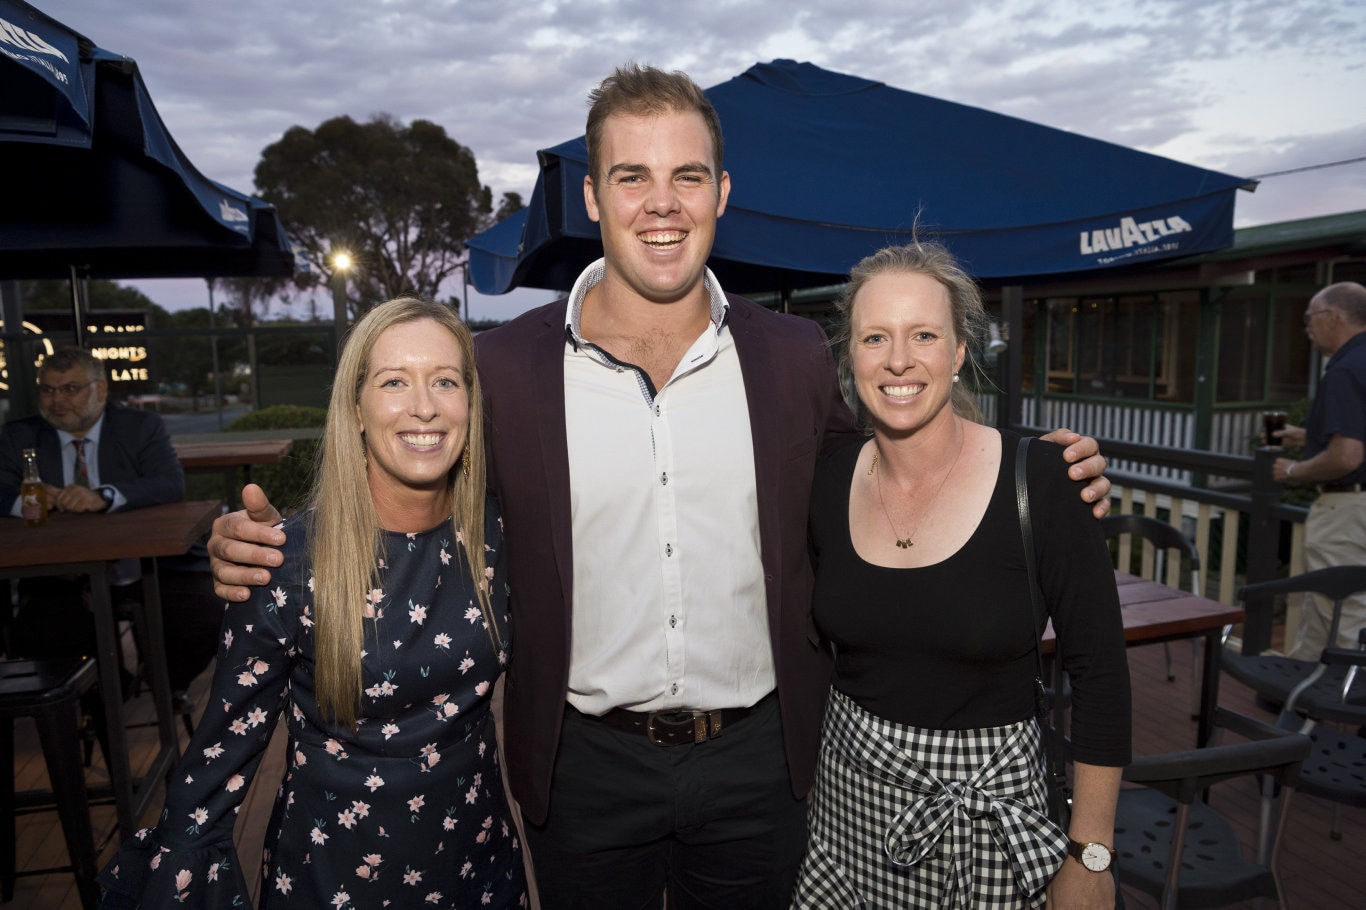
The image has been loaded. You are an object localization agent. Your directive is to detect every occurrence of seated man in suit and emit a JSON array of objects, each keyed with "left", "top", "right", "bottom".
[{"left": 0, "top": 347, "right": 219, "bottom": 708}]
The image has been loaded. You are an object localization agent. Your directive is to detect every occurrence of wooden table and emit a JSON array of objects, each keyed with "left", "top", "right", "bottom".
[
  {"left": 0, "top": 501, "right": 222, "bottom": 835},
  {"left": 174, "top": 439, "right": 293, "bottom": 506},
  {"left": 1043, "top": 571, "right": 1245, "bottom": 746}
]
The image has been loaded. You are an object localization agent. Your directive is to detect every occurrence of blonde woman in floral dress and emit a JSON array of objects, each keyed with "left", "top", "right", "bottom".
[{"left": 98, "top": 298, "right": 527, "bottom": 908}]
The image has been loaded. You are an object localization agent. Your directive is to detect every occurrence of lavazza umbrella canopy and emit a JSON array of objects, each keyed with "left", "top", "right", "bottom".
[
  {"left": 0, "top": 0, "right": 296, "bottom": 284},
  {"left": 469, "top": 59, "right": 1255, "bottom": 296}
]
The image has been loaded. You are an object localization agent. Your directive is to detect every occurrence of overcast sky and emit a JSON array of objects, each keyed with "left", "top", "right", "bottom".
[{"left": 50, "top": 0, "right": 1366, "bottom": 320}]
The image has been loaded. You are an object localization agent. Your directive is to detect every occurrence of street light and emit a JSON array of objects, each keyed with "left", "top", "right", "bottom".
[{"left": 330, "top": 250, "right": 352, "bottom": 354}]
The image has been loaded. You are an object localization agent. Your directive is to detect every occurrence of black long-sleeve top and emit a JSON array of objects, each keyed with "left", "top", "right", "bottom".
[{"left": 810, "top": 430, "right": 1131, "bottom": 767}]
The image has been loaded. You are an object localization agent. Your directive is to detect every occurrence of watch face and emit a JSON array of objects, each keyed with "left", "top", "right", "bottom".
[{"left": 1081, "top": 843, "right": 1111, "bottom": 872}]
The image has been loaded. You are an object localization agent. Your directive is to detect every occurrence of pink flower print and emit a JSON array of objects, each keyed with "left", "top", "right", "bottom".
[
  {"left": 202, "top": 742, "right": 225, "bottom": 760},
  {"left": 440, "top": 547, "right": 451, "bottom": 565},
  {"left": 456, "top": 529, "right": 465, "bottom": 544},
  {"left": 324, "top": 738, "right": 348, "bottom": 758},
  {"left": 228, "top": 717, "right": 248, "bottom": 735},
  {"left": 188, "top": 807, "right": 208, "bottom": 831},
  {"left": 463, "top": 606, "right": 482, "bottom": 624},
  {"left": 236, "top": 670, "right": 258, "bottom": 687},
  {"left": 338, "top": 808, "right": 358, "bottom": 829},
  {"left": 307, "top": 574, "right": 315, "bottom": 592},
  {"left": 274, "top": 872, "right": 293, "bottom": 894},
  {"left": 300, "top": 606, "right": 314, "bottom": 629},
  {"left": 459, "top": 860, "right": 472, "bottom": 878},
  {"left": 293, "top": 748, "right": 308, "bottom": 767},
  {"left": 381, "top": 723, "right": 399, "bottom": 740},
  {"left": 424, "top": 893, "right": 443, "bottom": 904},
  {"left": 481, "top": 890, "right": 493, "bottom": 905},
  {"left": 351, "top": 800, "right": 371, "bottom": 818},
  {"left": 458, "top": 656, "right": 475, "bottom": 675},
  {"left": 225, "top": 774, "right": 245, "bottom": 792},
  {"left": 223, "top": 629, "right": 233, "bottom": 648},
  {"left": 270, "top": 586, "right": 287, "bottom": 608},
  {"left": 465, "top": 784, "right": 479, "bottom": 804},
  {"left": 478, "top": 740, "right": 488, "bottom": 758},
  {"left": 443, "top": 814, "right": 457, "bottom": 831},
  {"left": 409, "top": 603, "right": 428, "bottom": 625},
  {"left": 251, "top": 659, "right": 269, "bottom": 675},
  {"left": 403, "top": 868, "right": 423, "bottom": 886},
  {"left": 355, "top": 864, "right": 372, "bottom": 880},
  {"left": 364, "top": 853, "right": 382, "bottom": 867},
  {"left": 175, "top": 868, "right": 192, "bottom": 896},
  {"left": 363, "top": 588, "right": 384, "bottom": 618},
  {"left": 310, "top": 826, "right": 329, "bottom": 845},
  {"left": 392, "top": 639, "right": 403, "bottom": 649},
  {"left": 433, "top": 633, "right": 452, "bottom": 650},
  {"left": 246, "top": 706, "right": 270, "bottom": 727},
  {"left": 208, "top": 862, "right": 220, "bottom": 881},
  {"left": 331, "top": 890, "right": 351, "bottom": 908},
  {"left": 424, "top": 750, "right": 441, "bottom": 770},
  {"left": 365, "top": 770, "right": 386, "bottom": 792},
  {"left": 407, "top": 795, "right": 425, "bottom": 813},
  {"left": 474, "top": 680, "right": 490, "bottom": 697},
  {"left": 150, "top": 852, "right": 163, "bottom": 870}
]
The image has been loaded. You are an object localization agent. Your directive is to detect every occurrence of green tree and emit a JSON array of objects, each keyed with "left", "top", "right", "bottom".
[{"left": 255, "top": 114, "right": 509, "bottom": 313}]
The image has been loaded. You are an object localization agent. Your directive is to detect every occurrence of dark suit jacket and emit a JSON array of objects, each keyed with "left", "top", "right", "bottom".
[
  {"left": 0, "top": 403, "right": 185, "bottom": 514},
  {"left": 475, "top": 294, "right": 858, "bottom": 824}
]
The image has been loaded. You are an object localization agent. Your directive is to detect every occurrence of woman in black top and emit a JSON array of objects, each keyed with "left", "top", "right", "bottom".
[{"left": 791, "top": 242, "right": 1130, "bottom": 909}]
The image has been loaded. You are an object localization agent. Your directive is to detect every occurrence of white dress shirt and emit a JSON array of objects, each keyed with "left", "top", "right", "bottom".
[{"left": 562, "top": 260, "right": 774, "bottom": 715}]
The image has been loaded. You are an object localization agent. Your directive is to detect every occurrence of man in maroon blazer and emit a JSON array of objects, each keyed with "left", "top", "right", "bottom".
[{"left": 207, "top": 64, "right": 1110, "bottom": 907}]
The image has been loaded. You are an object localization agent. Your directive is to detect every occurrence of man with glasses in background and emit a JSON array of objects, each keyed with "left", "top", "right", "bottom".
[
  {"left": 0, "top": 346, "right": 218, "bottom": 715},
  {"left": 1271, "top": 282, "right": 1366, "bottom": 658}
]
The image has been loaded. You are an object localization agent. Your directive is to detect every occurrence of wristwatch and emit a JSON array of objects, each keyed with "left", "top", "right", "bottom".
[
  {"left": 1067, "top": 839, "right": 1114, "bottom": 872},
  {"left": 98, "top": 486, "right": 116, "bottom": 508}
]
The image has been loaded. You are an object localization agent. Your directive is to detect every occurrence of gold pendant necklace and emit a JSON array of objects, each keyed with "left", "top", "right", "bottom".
[{"left": 870, "top": 427, "right": 964, "bottom": 549}]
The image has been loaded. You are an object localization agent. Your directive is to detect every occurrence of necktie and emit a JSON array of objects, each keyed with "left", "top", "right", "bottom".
[{"left": 73, "top": 438, "right": 90, "bottom": 487}]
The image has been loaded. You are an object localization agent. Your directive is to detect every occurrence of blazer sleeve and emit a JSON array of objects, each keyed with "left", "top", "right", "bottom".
[{"left": 101, "top": 407, "right": 185, "bottom": 509}]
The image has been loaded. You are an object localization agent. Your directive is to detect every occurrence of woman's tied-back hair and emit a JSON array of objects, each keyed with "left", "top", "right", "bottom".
[
  {"left": 309, "top": 296, "right": 498, "bottom": 727},
  {"left": 585, "top": 62, "right": 725, "bottom": 186},
  {"left": 831, "top": 239, "right": 990, "bottom": 425}
]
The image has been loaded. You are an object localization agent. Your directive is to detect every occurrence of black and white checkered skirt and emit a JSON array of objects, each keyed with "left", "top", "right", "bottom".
[{"left": 792, "top": 688, "right": 1067, "bottom": 909}]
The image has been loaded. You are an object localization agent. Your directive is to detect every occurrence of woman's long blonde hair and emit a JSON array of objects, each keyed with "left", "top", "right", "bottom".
[{"left": 308, "top": 297, "right": 495, "bottom": 727}]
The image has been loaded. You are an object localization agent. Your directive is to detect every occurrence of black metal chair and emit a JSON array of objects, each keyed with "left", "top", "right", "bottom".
[
  {"left": 1102, "top": 514, "right": 1204, "bottom": 715},
  {"left": 1114, "top": 707, "right": 1311, "bottom": 910},
  {"left": 0, "top": 657, "right": 100, "bottom": 909},
  {"left": 1252, "top": 568, "right": 1366, "bottom": 841},
  {"left": 1223, "top": 567, "right": 1366, "bottom": 717}
]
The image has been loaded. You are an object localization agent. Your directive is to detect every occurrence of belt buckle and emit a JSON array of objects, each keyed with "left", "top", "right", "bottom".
[{"left": 646, "top": 710, "right": 714, "bottom": 745}]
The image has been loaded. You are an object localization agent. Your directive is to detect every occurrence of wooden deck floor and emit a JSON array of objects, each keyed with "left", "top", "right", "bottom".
[{"left": 5, "top": 642, "right": 1363, "bottom": 909}]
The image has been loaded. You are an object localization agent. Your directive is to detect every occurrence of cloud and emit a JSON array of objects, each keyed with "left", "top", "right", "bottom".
[{"left": 47, "top": 0, "right": 1366, "bottom": 314}]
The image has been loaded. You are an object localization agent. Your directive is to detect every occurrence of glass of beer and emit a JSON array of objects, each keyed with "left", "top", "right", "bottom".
[{"left": 1262, "top": 411, "right": 1287, "bottom": 448}]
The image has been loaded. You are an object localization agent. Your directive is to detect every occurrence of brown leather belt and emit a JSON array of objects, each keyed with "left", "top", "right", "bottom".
[
  {"left": 587, "top": 693, "right": 771, "bottom": 746},
  {"left": 1320, "top": 482, "right": 1364, "bottom": 493}
]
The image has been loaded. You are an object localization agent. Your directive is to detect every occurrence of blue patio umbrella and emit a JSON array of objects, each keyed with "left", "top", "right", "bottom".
[
  {"left": 0, "top": 0, "right": 296, "bottom": 330},
  {"left": 469, "top": 59, "right": 1255, "bottom": 295}
]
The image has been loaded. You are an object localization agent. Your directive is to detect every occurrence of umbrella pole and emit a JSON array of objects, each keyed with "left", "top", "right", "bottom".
[{"left": 69, "top": 265, "right": 86, "bottom": 348}]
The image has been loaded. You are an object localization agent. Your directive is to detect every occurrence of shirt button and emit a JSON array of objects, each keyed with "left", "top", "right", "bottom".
[
  {"left": 665, "top": 543, "right": 674, "bottom": 557},
  {"left": 669, "top": 614, "right": 677, "bottom": 628},
  {"left": 655, "top": 404, "right": 661, "bottom": 416},
  {"left": 670, "top": 683, "right": 679, "bottom": 695},
  {"left": 661, "top": 472, "right": 669, "bottom": 486}
]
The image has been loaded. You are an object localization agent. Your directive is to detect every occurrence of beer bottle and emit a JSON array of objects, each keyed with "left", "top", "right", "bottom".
[{"left": 21, "top": 447, "right": 48, "bottom": 528}]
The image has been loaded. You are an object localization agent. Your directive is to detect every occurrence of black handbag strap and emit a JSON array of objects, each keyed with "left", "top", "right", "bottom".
[{"left": 1014, "top": 435, "right": 1048, "bottom": 686}]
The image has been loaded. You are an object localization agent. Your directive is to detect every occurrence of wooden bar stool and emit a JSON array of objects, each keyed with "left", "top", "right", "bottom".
[{"left": 0, "top": 657, "right": 100, "bottom": 909}]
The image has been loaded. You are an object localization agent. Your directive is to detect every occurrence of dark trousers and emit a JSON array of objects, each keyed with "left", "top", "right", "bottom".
[{"left": 523, "top": 693, "right": 808, "bottom": 910}]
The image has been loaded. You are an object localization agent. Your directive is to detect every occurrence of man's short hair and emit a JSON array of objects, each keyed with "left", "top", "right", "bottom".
[
  {"left": 585, "top": 63, "right": 724, "bottom": 184},
  {"left": 40, "top": 346, "right": 105, "bottom": 381},
  {"left": 1318, "top": 282, "right": 1366, "bottom": 327}
]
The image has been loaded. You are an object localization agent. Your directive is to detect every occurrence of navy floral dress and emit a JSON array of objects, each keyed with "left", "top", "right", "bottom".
[{"left": 98, "top": 499, "right": 527, "bottom": 908}]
